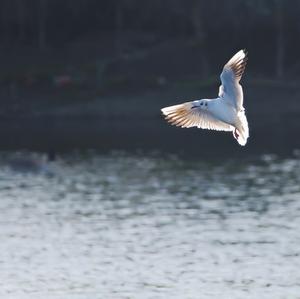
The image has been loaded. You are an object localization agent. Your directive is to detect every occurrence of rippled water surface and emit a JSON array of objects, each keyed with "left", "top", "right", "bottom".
[{"left": 0, "top": 151, "right": 300, "bottom": 299}]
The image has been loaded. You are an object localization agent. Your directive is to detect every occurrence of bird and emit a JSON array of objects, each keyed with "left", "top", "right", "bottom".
[{"left": 161, "top": 49, "right": 249, "bottom": 146}]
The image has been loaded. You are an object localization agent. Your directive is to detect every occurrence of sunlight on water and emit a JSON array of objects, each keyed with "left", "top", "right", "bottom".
[{"left": 0, "top": 151, "right": 300, "bottom": 299}]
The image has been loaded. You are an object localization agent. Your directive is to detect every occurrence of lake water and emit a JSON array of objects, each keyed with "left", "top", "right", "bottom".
[{"left": 0, "top": 151, "right": 300, "bottom": 299}]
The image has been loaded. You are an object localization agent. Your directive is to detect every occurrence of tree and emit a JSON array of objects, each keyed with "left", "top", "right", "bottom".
[
  {"left": 37, "top": 0, "right": 48, "bottom": 50},
  {"left": 274, "top": 0, "right": 284, "bottom": 78},
  {"left": 190, "top": 0, "right": 210, "bottom": 76}
]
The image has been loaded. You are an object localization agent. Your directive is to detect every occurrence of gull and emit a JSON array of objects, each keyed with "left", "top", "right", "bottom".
[{"left": 161, "top": 50, "right": 249, "bottom": 146}]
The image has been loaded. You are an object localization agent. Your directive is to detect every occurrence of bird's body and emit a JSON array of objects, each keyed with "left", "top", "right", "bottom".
[{"left": 161, "top": 50, "right": 249, "bottom": 146}]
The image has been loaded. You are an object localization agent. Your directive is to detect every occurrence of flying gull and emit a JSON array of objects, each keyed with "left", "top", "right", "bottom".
[{"left": 161, "top": 50, "right": 249, "bottom": 146}]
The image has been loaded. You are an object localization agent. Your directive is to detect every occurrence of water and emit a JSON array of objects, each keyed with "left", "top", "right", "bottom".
[{"left": 0, "top": 151, "right": 300, "bottom": 299}]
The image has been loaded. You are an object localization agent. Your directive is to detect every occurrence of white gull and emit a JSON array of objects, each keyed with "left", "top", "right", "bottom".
[{"left": 161, "top": 50, "right": 249, "bottom": 146}]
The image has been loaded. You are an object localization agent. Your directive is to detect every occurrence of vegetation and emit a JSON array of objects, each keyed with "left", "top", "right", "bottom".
[{"left": 0, "top": 0, "right": 299, "bottom": 106}]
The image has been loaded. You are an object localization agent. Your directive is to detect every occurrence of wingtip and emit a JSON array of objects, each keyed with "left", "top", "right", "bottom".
[
  {"left": 238, "top": 49, "right": 248, "bottom": 59},
  {"left": 160, "top": 103, "right": 194, "bottom": 128},
  {"left": 161, "top": 105, "right": 172, "bottom": 115},
  {"left": 236, "top": 49, "right": 248, "bottom": 57},
  {"left": 161, "top": 106, "right": 175, "bottom": 116}
]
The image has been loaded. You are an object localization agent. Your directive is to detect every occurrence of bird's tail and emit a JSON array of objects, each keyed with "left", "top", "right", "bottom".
[{"left": 234, "top": 112, "right": 249, "bottom": 146}]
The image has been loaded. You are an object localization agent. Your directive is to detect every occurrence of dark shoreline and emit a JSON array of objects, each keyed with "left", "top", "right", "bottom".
[
  {"left": 0, "top": 114, "right": 299, "bottom": 159},
  {"left": 0, "top": 82, "right": 300, "bottom": 157}
]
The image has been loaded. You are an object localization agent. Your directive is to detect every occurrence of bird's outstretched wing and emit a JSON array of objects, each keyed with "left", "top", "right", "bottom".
[
  {"left": 219, "top": 49, "right": 248, "bottom": 108},
  {"left": 161, "top": 102, "right": 233, "bottom": 131}
]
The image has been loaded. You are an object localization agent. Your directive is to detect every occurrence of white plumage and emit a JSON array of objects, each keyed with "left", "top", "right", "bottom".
[{"left": 161, "top": 50, "right": 249, "bottom": 146}]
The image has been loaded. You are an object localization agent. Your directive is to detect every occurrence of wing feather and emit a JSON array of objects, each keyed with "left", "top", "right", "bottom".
[
  {"left": 161, "top": 102, "right": 233, "bottom": 131},
  {"left": 221, "top": 49, "right": 248, "bottom": 83},
  {"left": 219, "top": 49, "right": 247, "bottom": 108}
]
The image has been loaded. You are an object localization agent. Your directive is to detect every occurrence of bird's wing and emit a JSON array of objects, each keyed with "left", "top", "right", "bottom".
[
  {"left": 219, "top": 50, "right": 247, "bottom": 108},
  {"left": 218, "top": 85, "right": 224, "bottom": 97},
  {"left": 161, "top": 102, "right": 233, "bottom": 131}
]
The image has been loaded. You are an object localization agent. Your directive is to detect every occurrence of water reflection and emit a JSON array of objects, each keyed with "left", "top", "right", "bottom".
[{"left": 0, "top": 151, "right": 300, "bottom": 298}]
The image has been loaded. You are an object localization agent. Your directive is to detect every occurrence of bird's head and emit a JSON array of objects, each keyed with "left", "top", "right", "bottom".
[
  {"left": 199, "top": 99, "right": 209, "bottom": 110},
  {"left": 191, "top": 99, "right": 210, "bottom": 110}
]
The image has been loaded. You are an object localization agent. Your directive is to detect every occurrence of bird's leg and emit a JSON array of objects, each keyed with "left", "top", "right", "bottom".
[{"left": 233, "top": 128, "right": 239, "bottom": 139}]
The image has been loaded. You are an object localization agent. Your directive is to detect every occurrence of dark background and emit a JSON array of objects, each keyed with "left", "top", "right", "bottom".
[{"left": 0, "top": 0, "right": 299, "bottom": 156}]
